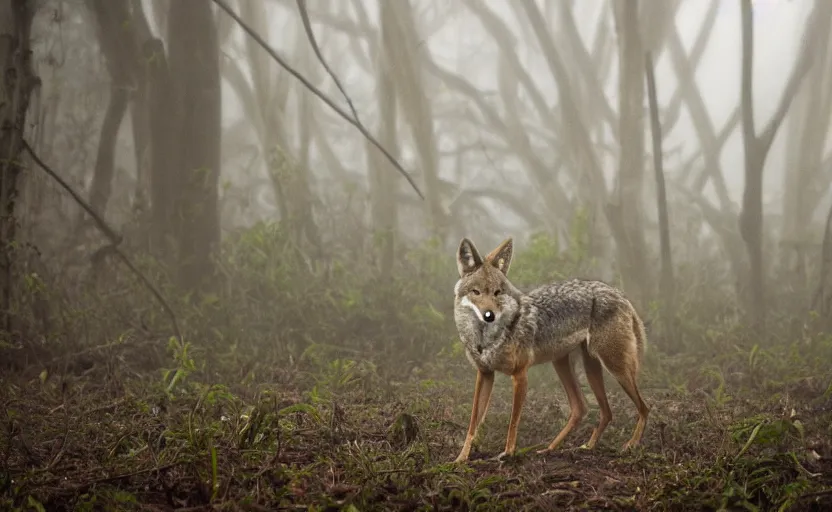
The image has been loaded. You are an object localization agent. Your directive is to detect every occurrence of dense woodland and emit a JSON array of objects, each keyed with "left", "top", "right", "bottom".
[{"left": 1, "top": 0, "right": 831, "bottom": 510}]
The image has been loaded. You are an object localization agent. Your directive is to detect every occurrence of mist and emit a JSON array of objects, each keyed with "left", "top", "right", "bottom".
[{"left": 1, "top": 0, "right": 831, "bottom": 509}]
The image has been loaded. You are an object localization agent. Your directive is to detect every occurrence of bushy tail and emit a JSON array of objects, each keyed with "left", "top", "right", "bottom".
[{"left": 632, "top": 309, "right": 647, "bottom": 358}]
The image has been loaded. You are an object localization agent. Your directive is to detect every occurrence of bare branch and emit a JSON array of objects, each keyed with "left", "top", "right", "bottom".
[
  {"left": 662, "top": 0, "right": 720, "bottom": 134},
  {"left": 295, "top": 0, "right": 361, "bottom": 123},
  {"left": 667, "top": 22, "right": 732, "bottom": 207},
  {"left": 556, "top": 2, "right": 618, "bottom": 138},
  {"left": 211, "top": 0, "right": 424, "bottom": 200},
  {"left": 22, "top": 140, "right": 182, "bottom": 344},
  {"left": 745, "top": 0, "right": 820, "bottom": 153}
]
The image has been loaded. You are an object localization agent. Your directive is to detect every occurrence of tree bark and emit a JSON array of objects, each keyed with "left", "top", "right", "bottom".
[
  {"left": 0, "top": 0, "right": 36, "bottom": 334},
  {"left": 145, "top": 36, "right": 177, "bottom": 254},
  {"left": 167, "top": 0, "right": 222, "bottom": 292}
]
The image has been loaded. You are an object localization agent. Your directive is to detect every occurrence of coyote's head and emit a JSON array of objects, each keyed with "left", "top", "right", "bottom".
[{"left": 454, "top": 237, "right": 518, "bottom": 326}]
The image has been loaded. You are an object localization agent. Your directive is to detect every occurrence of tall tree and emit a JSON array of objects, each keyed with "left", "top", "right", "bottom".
[
  {"left": 84, "top": 0, "right": 141, "bottom": 217},
  {"left": 815, "top": 200, "right": 832, "bottom": 332},
  {"left": 368, "top": 0, "right": 400, "bottom": 277},
  {"left": 166, "top": 0, "right": 222, "bottom": 291},
  {"left": 611, "top": 0, "right": 651, "bottom": 305},
  {"left": 780, "top": 1, "right": 832, "bottom": 297},
  {"left": 0, "top": 0, "right": 37, "bottom": 333},
  {"left": 739, "top": 0, "right": 822, "bottom": 327},
  {"left": 645, "top": 51, "right": 674, "bottom": 325}
]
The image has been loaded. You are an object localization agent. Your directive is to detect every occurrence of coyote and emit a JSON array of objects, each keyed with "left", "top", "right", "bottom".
[{"left": 452, "top": 237, "right": 650, "bottom": 462}]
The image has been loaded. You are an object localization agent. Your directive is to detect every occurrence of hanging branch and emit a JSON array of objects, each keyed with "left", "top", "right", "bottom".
[
  {"left": 295, "top": 0, "right": 360, "bottom": 124},
  {"left": 211, "top": 0, "right": 424, "bottom": 200},
  {"left": 22, "top": 140, "right": 183, "bottom": 344}
]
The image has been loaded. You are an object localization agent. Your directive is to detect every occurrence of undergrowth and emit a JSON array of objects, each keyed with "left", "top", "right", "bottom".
[{"left": 1, "top": 220, "right": 831, "bottom": 510}]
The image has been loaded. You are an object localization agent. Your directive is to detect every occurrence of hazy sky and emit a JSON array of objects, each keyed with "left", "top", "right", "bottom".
[{"left": 193, "top": 0, "right": 820, "bottom": 227}]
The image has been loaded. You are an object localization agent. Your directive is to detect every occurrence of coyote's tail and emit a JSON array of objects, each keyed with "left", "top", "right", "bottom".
[
  {"left": 632, "top": 308, "right": 647, "bottom": 357},
  {"left": 587, "top": 296, "right": 597, "bottom": 339}
]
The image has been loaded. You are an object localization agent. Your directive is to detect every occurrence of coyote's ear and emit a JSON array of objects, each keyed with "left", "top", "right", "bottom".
[
  {"left": 485, "top": 237, "right": 513, "bottom": 275},
  {"left": 457, "top": 238, "right": 483, "bottom": 277}
]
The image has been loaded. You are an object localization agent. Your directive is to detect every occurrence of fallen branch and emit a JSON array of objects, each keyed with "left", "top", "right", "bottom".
[
  {"left": 22, "top": 140, "right": 183, "bottom": 344},
  {"left": 211, "top": 0, "right": 425, "bottom": 200}
]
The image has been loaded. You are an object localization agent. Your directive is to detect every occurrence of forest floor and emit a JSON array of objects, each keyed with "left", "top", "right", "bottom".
[{"left": 2, "top": 340, "right": 832, "bottom": 511}]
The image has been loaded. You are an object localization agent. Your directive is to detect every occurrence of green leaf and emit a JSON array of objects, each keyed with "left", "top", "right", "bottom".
[
  {"left": 27, "top": 495, "right": 46, "bottom": 512},
  {"left": 736, "top": 421, "right": 763, "bottom": 458}
]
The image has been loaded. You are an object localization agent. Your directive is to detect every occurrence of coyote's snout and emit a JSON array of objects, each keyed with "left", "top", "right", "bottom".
[{"left": 452, "top": 237, "right": 650, "bottom": 463}]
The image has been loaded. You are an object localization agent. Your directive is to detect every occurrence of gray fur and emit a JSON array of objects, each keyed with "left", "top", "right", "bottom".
[
  {"left": 452, "top": 238, "right": 651, "bottom": 461},
  {"left": 454, "top": 276, "right": 639, "bottom": 375}
]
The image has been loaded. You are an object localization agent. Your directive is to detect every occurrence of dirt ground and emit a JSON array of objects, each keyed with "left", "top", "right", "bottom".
[{"left": 2, "top": 342, "right": 831, "bottom": 512}]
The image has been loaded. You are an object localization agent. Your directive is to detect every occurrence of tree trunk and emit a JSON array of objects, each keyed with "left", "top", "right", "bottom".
[
  {"left": 517, "top": 0, "right": 651, "bottom": 305},
  {"left": 128, "top": 0, "right": 154, "bottom": 213},
  {"left": 665, "top": 15, "right": 745, "bottom": 299},
  {"left": 167, "top": 0, "right": 222, "bottom": 292},
  {"left": 645, "top": 51, "right": 674, "bottom": 330},
  {"left": 780, "top": 2, "right": 832, "bottom": 298},
  {"left": 370, "top": 0, "right": 400, "bottom": 277},
  {"left": 387, "top": 2, "right": 446, "bottom": 240},
  {"left": 0, "top": 0, "right": 36, "bottom": 334},
  {"left": 84, "top": 0, "right": 138, "bottom": 218},
  {"left": 612, "top": 0, "right": 651, "bottom": 307},
  {"left": 145, "top": 36, "right": 177, "bottom": 256},
  {"left": 739, "top": 0, "right": 820, "bottom": 328},
  {"left": 814, "top": 200, "right": 832, "bottom": 333},
  {"left": 289, "top": 29, "right": 322, "bottom": 260}
]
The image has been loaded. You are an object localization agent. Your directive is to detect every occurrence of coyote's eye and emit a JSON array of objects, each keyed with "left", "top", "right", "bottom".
[
  {"left": 471, "top": 289, "right": 481, "bottom": 296},
  {"left": 494, "top": 289, "right": 502, "bottom": 296}
]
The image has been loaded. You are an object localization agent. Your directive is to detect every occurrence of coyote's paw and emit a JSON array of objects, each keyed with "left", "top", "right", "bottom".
[
  {"left": 536, "top": 441, "right": 563, "bottom": 454},
  {"left": 493, "top": 450, "right": 514, "bottom": 462},
  {"left": 620, "top": 440, "right": 639, "bottom": 452}
]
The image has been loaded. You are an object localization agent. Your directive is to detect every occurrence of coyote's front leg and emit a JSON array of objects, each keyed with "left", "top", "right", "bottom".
[
  {"left": 455, "top": 369, "right": 495, "bottom": 462},
  {"left": 495, "top": 369, "right": 528, "bottom": 460}
]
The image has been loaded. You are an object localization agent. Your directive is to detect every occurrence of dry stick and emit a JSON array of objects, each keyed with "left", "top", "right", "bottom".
[
  {"left": 296, "top": 0, "right": 360, "bottom": 124},
  {"left": 211, "top": 0, "right": 425, "bottom": 201},
  {"left": 22, "top": 140, "right": 183, "bottom": 344}
]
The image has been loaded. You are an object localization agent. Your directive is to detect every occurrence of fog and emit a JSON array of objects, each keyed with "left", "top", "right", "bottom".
[{"left": 2, "top": 0, "right": 831, "bottom": 509}]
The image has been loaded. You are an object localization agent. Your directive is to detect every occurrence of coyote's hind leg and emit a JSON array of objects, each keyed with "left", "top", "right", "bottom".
[
  {"left": 592, "top": 320, "right": 650, "bottom": 451},
  {"left": 537, "top": 354, "right": 587, "bottom": 453},
  {"left": 580, "top": 343, "right": 613, "bottom": 449}
]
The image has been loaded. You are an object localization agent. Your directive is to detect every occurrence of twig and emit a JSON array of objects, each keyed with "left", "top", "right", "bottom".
[
  {"left": 22, "top": 140, "right": 183, "bottom": 344},
  {"left": 797, "top": 489, "right": 832, "bottom": 501},
  {"left": 211, "top": 0, "right": 425, "bottom": 201},
  {"left": 72, "top": 462, "right": 178, "bottom": 491},
  {"left": 296, "top": 0, "right": 360, "bottom": 124}
]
